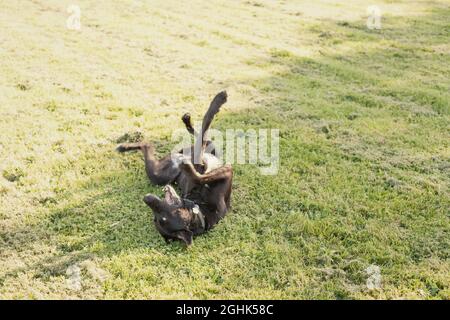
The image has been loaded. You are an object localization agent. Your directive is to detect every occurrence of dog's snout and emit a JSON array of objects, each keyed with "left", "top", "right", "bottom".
[{"left": 143, "top": 194, "right": 153, "bottom": 204}]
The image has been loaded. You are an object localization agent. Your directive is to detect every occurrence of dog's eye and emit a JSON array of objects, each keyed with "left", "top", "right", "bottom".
[{"left": 160, "top": 217, "right": 168, "bottom": 224}]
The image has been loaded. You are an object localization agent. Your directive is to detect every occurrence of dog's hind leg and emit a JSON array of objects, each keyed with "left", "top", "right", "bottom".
[
  {"left": 193, "top": 91, "right": 227, "bottom": 165},
  {"left": 116, "top": 142, "right": 144, "bottom": 153},
  {"left": 181, "top": 113, "right": 217, "bottom": 156},
  {"left": 117, "top": 142, "right": 180, "bottom": 185}
]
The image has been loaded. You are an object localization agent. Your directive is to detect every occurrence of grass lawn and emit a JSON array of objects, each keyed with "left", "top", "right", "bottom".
[{"left": 0, "top": 0, "right": 449, "bottom": 299}]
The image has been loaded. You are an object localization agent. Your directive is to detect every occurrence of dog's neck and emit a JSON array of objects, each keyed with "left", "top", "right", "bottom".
[{"left": 182, "top": 198, "right": 207, "bottom": 234}]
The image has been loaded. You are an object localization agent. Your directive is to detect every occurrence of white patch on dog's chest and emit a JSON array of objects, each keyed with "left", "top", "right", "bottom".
[{"left": 203, "top": 153, "right": 223, "bottom": 173}]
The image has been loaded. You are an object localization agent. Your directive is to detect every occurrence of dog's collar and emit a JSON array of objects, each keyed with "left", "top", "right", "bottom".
[
  {"left": 192, "top": 205, "right": 206, "bottom": 231},
  {"left": 182, "top": 199, "right": 206, "bottom": 231}
]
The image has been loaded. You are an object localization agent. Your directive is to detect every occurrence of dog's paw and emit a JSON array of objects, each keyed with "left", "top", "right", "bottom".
[
  {"left": 181, "top": 113, "right": 191, "bottom": 123},
  {"left": 215, "top": 91, "right": 227, "bottom": 104},
  {"left": 115, "top": 144, "right": 128, "bottom": 153}
]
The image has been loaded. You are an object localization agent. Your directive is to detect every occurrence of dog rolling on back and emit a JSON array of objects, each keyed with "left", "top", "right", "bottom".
[{"left": 117, "top": 91, "right": 232, "bottom": 245}]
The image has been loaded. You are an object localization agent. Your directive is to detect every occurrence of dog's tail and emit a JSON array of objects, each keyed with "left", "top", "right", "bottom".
[
  {"left": 193, "top": 91, "right": 227, "bottom": 165},
  {"left": 116, "top": 142, "right": 144, "bottom": 153}
]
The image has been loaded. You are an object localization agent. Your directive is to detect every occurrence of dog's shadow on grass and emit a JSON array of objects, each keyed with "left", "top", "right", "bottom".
[{"left": 0, "top": 143, "right": 190, "bottom": 283}]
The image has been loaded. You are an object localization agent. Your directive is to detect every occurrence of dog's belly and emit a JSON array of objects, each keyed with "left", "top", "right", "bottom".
[{"left": 173, "top": 152, "right": 223, "bottom": 198}]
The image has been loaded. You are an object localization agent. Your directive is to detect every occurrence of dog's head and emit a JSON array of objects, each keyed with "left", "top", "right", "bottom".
[{"left": 143, "top": 185, "right": 194, "bottom": 245}]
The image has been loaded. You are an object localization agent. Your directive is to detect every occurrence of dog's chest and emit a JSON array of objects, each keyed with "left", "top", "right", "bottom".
[{"left": 202, "top": 153, "right": 223, "bottom": 173}]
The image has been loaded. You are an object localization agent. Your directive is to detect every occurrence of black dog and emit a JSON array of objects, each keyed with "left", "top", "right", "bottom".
[{"left": 117, "top": 91, "right": 232, "bottom": 245}]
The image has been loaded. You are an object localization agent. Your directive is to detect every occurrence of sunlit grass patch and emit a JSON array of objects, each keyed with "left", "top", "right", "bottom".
[{"left": 0, "top": 0, "right": 449, "bottom": 299}]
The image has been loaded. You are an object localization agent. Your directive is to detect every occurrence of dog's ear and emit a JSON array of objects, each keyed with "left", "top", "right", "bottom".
[
  {"left": 174, "top": 230, "right": 193, "bottom": 246},
  {"left": 143, "top": 194, "right": 163, "bottom": 211}
]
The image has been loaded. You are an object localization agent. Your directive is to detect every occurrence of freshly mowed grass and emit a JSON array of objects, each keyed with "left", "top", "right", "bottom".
[{"left": 0, "top": 0, "right": 449, "bottom": 299}]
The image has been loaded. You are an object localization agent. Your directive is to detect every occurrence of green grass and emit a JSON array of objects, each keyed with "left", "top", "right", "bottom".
[{"left": 0, "top": 0, "right": 449, "bottom": 299}]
